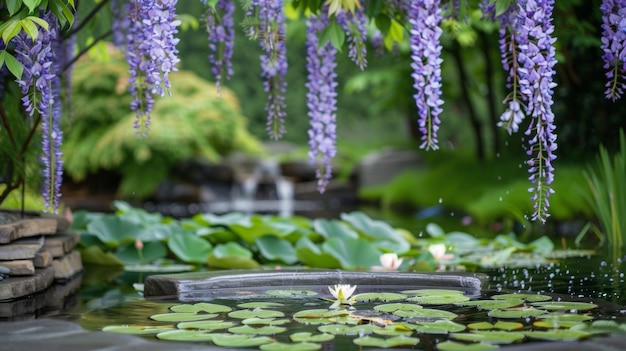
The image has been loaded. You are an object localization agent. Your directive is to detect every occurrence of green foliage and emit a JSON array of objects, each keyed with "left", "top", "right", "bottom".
[
  {"left": 583, "top": 130, "right": 626, "bottom": 251},
  {"left": 62, "top": 49, "right": 264, "bottom": 198}
]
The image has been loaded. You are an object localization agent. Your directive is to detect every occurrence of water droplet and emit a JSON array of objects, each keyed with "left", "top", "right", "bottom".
[{"left": 438, "top": 198, "right": 443, "bottom": 204}]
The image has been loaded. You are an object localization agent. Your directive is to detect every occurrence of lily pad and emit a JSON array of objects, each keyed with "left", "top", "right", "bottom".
[
  {"left": 260, "top": 342, "right": 321, "bottom": 351},
  {"left": 372, "top": 326, "right": 414, "bottom": 336},
  {"left": 167, "top": 230, "right": 212, "bottom": 264},
  {"left": 374, "top": 303, "right": 423, "bottom": 313},
  {"left": 295, "top": 237, "right": 341, "bottom": 269},
  {"left": 536, "top": 313, "right": 594, "bottom": 322},
  {"left": 353, "top": 292, "right": 407, "bottom": 302},
  {"left": 570, "top": 320, "right": 626, "bottom": 334},
  {"left": 455, "top": 298, "right": 523, "bottom": 310},
  {"left": 290, "top": 332, "right": 335, "bottom": 343},
  {"left": 102, "top": 325, "right": 174, "bottom": 335},
  {"left": 402, "top": 289, "right": 464, "bottom": 296},
  {"left": 156, "top": 330, "right": 227, "bottom": 342},
  {"left": 397, "top": 308, "right": 458, "bottom": 320},
  {"left": 467, "top": 321, "right": 523, "bottom": 331},
  {"left": 409, "top": 320, "right": 466, "bottom": 334},
  {"left": 436, "top": 341, "right": 500, "bottom": 350},
  {"left": 177, "top": 320, "right": 236, "bottom": 330},
  {"left": 293, "top": 309, "right": 350, "bottom": 318},
  {"left": 533, "top": 320, "right": 581, "bottom": 329},
  {"left": 242, "top": 318, "right": 290, "bottom": 325},
  {"left": 228, "top": 325, "right": 287, "bottom": 335},
  {"left": 530, "top": 301, "right": 598, "bottom": 311},
  {"left": 449, "top": 331, "right": 525, "bottom": 344},
  {"left": 255, "top": 235, "right": 298, "bottom": 264},
  {"left": 211, "top": 334, "right": 274, "bottom": 347},
  {"left": 408, "top": 294, "right": 470, "bottom": 305},
  {"left": 228, "top": 309, "right": 285, "bottom": 319},
  {"left": 238, "top": 302, "right": 284, "bottom": 309},
  {"left": 265, "top": 289, "right": 318, "bottom": 297},
  {"left": 524, "top": 329, "right": 591, "bottom": 341},
  {"left": 353, "top": 335, "right": 420, "bottom": 348},
  {"left": 318, "top": 324, "right": 381, "bottom": 335},
  {"left": 150, "top": 312, "right": 218, "bottom": 322},
  {"left": 170, "top": 303, "right": 232, "bottom": 313},
  {"left": 488, "top": 307, "right": 547, "bottom": 319},
  {"left": 492, "top": 293, "right": 552, "bottom": 302},
  {"left": 321, "top": 236, "right": 383, "bottom": 270}
]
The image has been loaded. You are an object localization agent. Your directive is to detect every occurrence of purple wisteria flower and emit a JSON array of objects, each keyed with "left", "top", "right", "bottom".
[
  {"left": 515, "top": 0, "right": 558, "bottom": 223},
  {"left": 126, "top": 0, "right": 181, "bottom": 137},
  {"left": 111, "top": 0, "right": 130, "bottom": 48},
  {"left": 600, "top": 0, "right": 626, "bottom": 101},
  {"left": 336, "top": 7, "right": 368, "bottom": 70},
  {"left": 246, "top": 0, "right": 288, "bottom": 139},
  {"left": 409, "top": 0, "right": 444, "bottom": 151},
  {"left": 204, "top": 0, "right": 235, "bottom": 92},
  {"left": 14, "top": 13, "right": 63, "bottom": 213},
  {"left": 306, "top": 12, "right": 338, "bottom": 193}
]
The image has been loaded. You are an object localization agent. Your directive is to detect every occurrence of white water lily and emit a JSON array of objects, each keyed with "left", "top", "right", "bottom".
[
  {"left": 328, "top": 284, "right": 357, "bottom": 305},
  {"left": 428, "top": 243, "right": 454, "bottom": 271},
  {"left": 372, "top": 253, "right": 403, "bottom": 271}
]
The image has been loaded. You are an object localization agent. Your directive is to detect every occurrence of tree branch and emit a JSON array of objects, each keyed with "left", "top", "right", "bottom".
[
  {"left": 0, "top": 101, "right": 16, "bottom": 147},
  {"left": 61, "top": 29, "right": 112, "bottom": 74},
  {"left": 64, "top": 0, "right": 112, "bottom": 39}
]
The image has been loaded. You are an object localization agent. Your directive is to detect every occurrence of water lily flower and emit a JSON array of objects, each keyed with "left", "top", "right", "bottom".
[
  {"left": 328, "top": 284, "right": 357, "bottom": 306},
  {"left": 372, "top": 253, "right": 403, "bottom": 271},
  {"left": 428, "top": 243, "right": 454, "bottom": 270},
  {"left": 135, "top": 239, "right": 144, "bottom": 251}
]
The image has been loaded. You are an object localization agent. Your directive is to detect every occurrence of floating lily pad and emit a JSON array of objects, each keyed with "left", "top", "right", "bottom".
[
  {"left": 156, "top": 330, "right": 227, "bottom": 342},
  {"left": 533, "top": 320, "right": 581, "bottom": 329},
  {"left": 488, "top": 307, "right": 547, "bottom": 319},
  {"left": 524, "top": 329, "right": 591, "bottom": 341},
  {"left": 397, "top": 308, "right": 458, "bottom": 320},
  {"left": 455, "top": 298, "right": 523, "bottom": 310},
  {"left": 467, "top": 321, "right": 524, "bottom": 331},
  {"left": 211, "top": 334, "right": 274, "bottom": 347},
  {"left": 228, "top": 325, "right": 287, "bottom": 335},
  {"left": 408, "top": 294, "right": 470, "bottom": 305},
  {"left": 353, "top": 335, "right": 420, "bottom": 348},
  {"left": 492, "top": 293, "right": 552, "bottom": 302},
  {"left": 374, "top": 303, "right": 423, "bottom": 313},
  {"left": 372, "top": 326, "right": 414, "bottom": 336},
  {"left": 570, "top": 320, "right": 626, "bottom": 334},
  {"left": 228, "top": 309, "right": 285, "bottom": 319},
  {"left": 318, "top": 324, "right": 381, "bottom": 335},
  {"left": 402, "top": 289, "right": 464, "bottom": 296},
  {"left": 436, "top": 341, "right": 500, "bottom": 350},
  {"left": 449, "top": 331, "right": 525, "bottom": 344},
  {"left": 536, "top": 313, "right": 594, "bottom": 322},
  {"left": 408, "top": 320, "right": 466, "bottom": 334},
  {"left": 170, "top": 302, "right": 232, "bottom": 313},
  {"left": 353, "top": 292, "right": 407, "bottom": 302},
  {"left": 260, "top": 342, "right": 321, "bottom": 351},
  {"left": 293, "top": 309, "right": 350, "bottom": 318},
  {"left": 238, "top": 302, "right": 284, "bottom": 309},
  {"left": 150, "top": 312, "right": 218, "bottom": 322},
  {"left": 265, "top": 289, "right": 318, "bottom": 297},
  {"left": 530, "top": 301, "right": 598, "bottom": 311},
  {"left": 290, "top": 332, "right": 335, "bottom": 343},
  {"left": 177, "top": 320, "right": 236, "bottom": 330},
  {"left": 102, "top": 325, "right": 175, "bottom": 335},
  {"left": 242, "top": 318, "right": 290, "bottom": 325}
]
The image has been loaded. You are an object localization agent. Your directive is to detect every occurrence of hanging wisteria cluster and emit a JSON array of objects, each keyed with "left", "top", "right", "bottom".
[{"left": 1, "top": 0, "right": 625, "bottom": 219}]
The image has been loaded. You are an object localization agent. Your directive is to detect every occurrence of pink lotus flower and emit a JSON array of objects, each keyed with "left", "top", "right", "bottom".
[
  {"left": 135, "top": 239, "right": 144, "bottom": 251},
  {"left": 428, "top": 243, "right": 454, "bottom": 271},
  {"left": 372, "top": 253, "right": 403, "bottom": 271}
]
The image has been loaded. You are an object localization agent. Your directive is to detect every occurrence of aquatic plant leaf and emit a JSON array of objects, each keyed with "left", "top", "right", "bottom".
[
  {"left": 116, "top": 241, "right": 167, "bottom": 265},
  {"left": 265, "top": 289, "right": 318, "bottom": 297},
  {"left": 212, "top": 241, "right": 253, "bottom": 258},
  {"left": 260, "top": 342, "right": 321, "bottom": 351},
  {"left": 211, "top": 334, "right": 274, "bottom": 347},
  {"left": 340, "top": 212, "right": 410, "bottom": 252},
  {"left": 530, "top": 301, "right": 598, "bottom": 311},
  {"left": 533, "top": 320, "right": 581, "bottom": 329},
  {"left": 455, "top": 298, "right": 523, "bottom": 310},
  {"left": 170, "top": 303, "right": 232, "bottom": 313},
  {"left": 290, "top": 332, "right": 335, "bottom": 342},
  {"left": 425, "top": 223, "right": 446, "bottom": 238},
  {"left": 242, "top": 318, "right": 290, "bottom": 325},
  {"left": 467, "top": 321, "right": 523, "bottom": 331},
  {"left": 409, "top": 320, "right": 466, "bottom": 334},
  {"left": 228, "top": 325, "right": 287, "bottom": 335},
  {"left": 231, "top": 216, "right": 281, "bottom": 244},
  {"left": 177, "top": 320, "right": 235, "bottom": 330},
  {"left": 372, "top": 326, "right": 414, "bottom": 336},
  {"left": 238, "top": 302, "right": 284, "bottom": 309},
  {"left": 207, "top": 242, "right": 259, "bottom": 269},
  {"left": 374, "top": 303, "right": 424, "bottom": 313},
  {"left": 102, "top": 325, "right": 174, "bottom": 334},
  {"left": 322, "top": 236, "right": 382, "bottom": 269},
  {"left": 488, "top": 307, "right": 547, "bottom": 319},
  {"left": 492, "top": 293, "right": 552, "bottom": 302},
  {"left": 79, "top": 245, "right": 124, "bottom": 266},
  {"left": 318, "top": 324, "right": 382, "bottom": 335},
  {"left": 527, "top": 235, "right": 555, "bottom": 255},
  {"left": 255, "top": 235, "right": 298, "bottom": 264},
  {"left": 537, "top": 313, "right": 594, "bottom": 322},
  {"left": 312, "top": 218, "right": 359, "bottom": 239},
  {"left": 123, "top": 262, "right": 195, "bottom": 272},
  {"left": 408, "top": 294, "right": 470, "bottom": 304},
  {"left": 156, "top": 330, "right": 228, "bottom": 341},
  {"left": 449, "top": 331, "right": 525, "bottom": 344},
  {"left": 436, "top": 341, "right": 500, "bottom": 350},
  {"left": 198, "top": 212, "right": 251, "bottom": 227},
  {"left": 293, "top": 309, "right": 351, "bottom": 318},
  {"left": 228, "top": 309, "right": 285, "bottom": 319},
  {"left": 86, "top": 215, "right": 150, "bottom": 248},
  {"left": 295, "top": 237, "right": 341, "bottom": 269},
  {"left": 167, "top": 230, "right": 212, "bottom": 264},
  {"left": 402, "top": 289, "right": 464, "bottom": 296},
  {"left": 150, "top": 312, "right": 218, "bottom": 322},
  {"left": 467, "top": 322, "right": 496, "bottom": 330},
  {"left": 570, "top": 320, "right": 626, "bottom": 334},
  {"left": 524, "top": 329, "right": 591, "bottom": 341},
  {"left": 353, "top": 292, "right": 407, "bottom": 302},
  {"left": 397, "top": 308, "right": 458, "bottom": 320},
  {"left": 353, "top": 335, "right": 420, "bottom": 348}
]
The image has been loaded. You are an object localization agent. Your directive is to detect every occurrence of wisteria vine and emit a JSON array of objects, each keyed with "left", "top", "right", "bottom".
[
  {"left": 204, "top": 0, "right": 235, "bottom": 92},
  {"left": 600, "top": 0, "right": 626, "bottom": 101}
]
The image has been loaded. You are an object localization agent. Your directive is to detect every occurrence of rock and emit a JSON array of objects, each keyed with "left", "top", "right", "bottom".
[
  {"left": 42, "top": 232, "right": 80, "bottom": 258},
  {"left": 0, "top": 236, "right": 44, "bottom": 260},
  {"left": 354, "top": 148, "right": 423, "bottom": 188},
  {"left": 0, "top": 218, "right": 58, "bottom": 244},
  {"left": 0, "top": 266, "right": 55, "bottom": 300},
  {"left": 52, "top": 251, "right": 83, "bottom": 280},
  {"left": 2, "top": 260, "right": 35, "bottom": 276},
  {"left": 34, "top": 251, "right": 53, "bottom": 268}
]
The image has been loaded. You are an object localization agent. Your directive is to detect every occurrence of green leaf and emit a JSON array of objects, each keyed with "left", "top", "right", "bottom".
[
  {"left": 321, "top": 236, "right": 382, "bottom": 269},
  {"left": 167, "top": 230, "right": 212, "bottom": 264},
  {"left": 255, "top": 235, "right": 298, "bottom": 264},
  {"left": 313, "top": 219, "right": 358, "bottom": 239},
  {"left": 150, "top": 312, "right": 218, "bottom": 322},
  {"left": 237, "top": 302, "right": 284, "bottom": 309},
  {"left": 374, "top": 14, "right": 391, "bottom": 35},
  {"left": 530, "top": 301, "right": 598, "bottom": 311},
  {"left": 353, "top": 335, "right": 420, "bottom": 348},
  {"left": 319, "top": 20, "right": 345, "bottom": 51},
  {"left": 6, "top": 0, "right": 23, "bottom": 16},
  {"left": 437, "top": 341, "right": 499, "bottom": 351},
  {"left": 25, "top": 15, "right": 49, "bottom": 30},
  {"left": 290, "top": 332, "right": 335, "bottom": 343},
  {"left": 102, "top": 325, "right": 174, "bottom": 335},
  {"left": 0, "top": 51, "right": 24, "bottom": 78},
  {"left": 115, "top": 241, "right": 167, "bottom": 265},
  {"left": 340, "top": 212, "right": 410, "bottom": 252},
  {"left": 19, "top": 18, "right": 39, "bottom": 39},
  {"left": 495, "top": 0, "right": 513, "bottom": 17},
  {"left": 86, "top": 215, "right": 150, "bottom": 248},
  {"left": 524, "top": 330, "right": 591, "bottom": 341},
  {"left": 211, "top": 334, "right": 274, "bottom": 347},
  {"left": 2, "top": 20, "right": 23, "bottom": 44},
  {"left": 170, "top": 302, "right": 232, "bottom": 313},
  {"left": 450, "top": 331, "right": 525, "bottom": 344},
  {"left": 228, "top": 325, "right": 287, "bottom": 335},
  {"left": 79, "top": 245, "right": 124, "bottom": 266},
  {"left": 488, "top": 307, "right": 547, "bottom": 319},
  {"left": 265, "top": 289, "right": 318, "bottom": 297},
  {"left": 260, "top": 342, "right": 321, "bottom": 351},
  {"left": 177, "top": 320, "right": 235, "bottom": 331},
  {"left": 156, "top": 330, "right": 225, "bottom": 342},
  {"left": 22, "top": 0, "right": 40, "bottom": 13},
  {"left": 228, "top": 309, "right": 285, "bottom": 319},
  {"left": 409, "top": 320, "right": 467, "bottom": 334},
  {"left": 231, "top": 216, "right": 279, "bottom": 243},
  {"left": 295, "top": 237, "right": 341, "bottom": 268}
]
